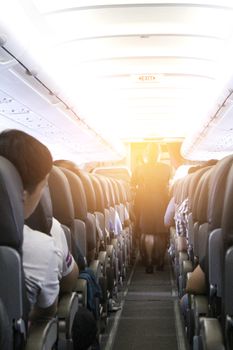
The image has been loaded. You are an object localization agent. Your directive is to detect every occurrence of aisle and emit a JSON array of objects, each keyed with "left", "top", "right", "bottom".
[{"left": 102, "top": 257, "right": 188, "bottom": 350}]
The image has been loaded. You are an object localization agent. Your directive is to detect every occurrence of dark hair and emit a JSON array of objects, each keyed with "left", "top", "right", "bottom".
[
  {"left": 0, "top": 129, "right": 53, "bottom": 192},
  {"left": 72, "top": 307, "right": 97, "bottom": 350}
]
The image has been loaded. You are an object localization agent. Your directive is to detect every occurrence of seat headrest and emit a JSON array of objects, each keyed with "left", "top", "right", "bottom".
[
  {"left": 208, "top": 154, "right": 233, "bottom": 230},
  {"left": 77, "top": 171, "right": 96, "bottom": 214},
  {"left": 89, "top": 174, "right": 105, "bottom": 213},
  {"left": 48, "top": 166, "right": 74, "bottom": 228},
  {"left": 60, "top": 167, "right": 88, "bottom": 221},
  {"left": 193, "top": 168, "right": 212, "bottom": 223},
  {"left": 0, "top": 156, "right": 24, "bottom": 252},
  {"left": 110, "top": 178, "right": 120, "bottom": 205},
  {"left": 25, "top": 185, "right": 53, "bottom": 235},
  {"left": 188, "top": 166, "right": 212, "bottom": 210},
  {"left": 97, "top": 176, "right": 110, "bottom": 209},
  {"left": 106, "top": 178, "right": 115, "bottom": 207},
  {"left": 116, "top": 180, "right": 126, "bottom": 204},
  {"left": 221, "top": 163, "right": 233, "bottom": 248}
]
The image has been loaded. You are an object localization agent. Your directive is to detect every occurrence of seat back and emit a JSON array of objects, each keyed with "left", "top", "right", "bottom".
[
  {"left": 193, "top": 168, "right": 213, "bottom": 260},
  {"left": 0, "top": 156, "right": 26, "bottom": 348},
  {"left": 208, "top": 155, "right": 233, "bottom": 232},
  {"left": 48, "top": 166, "right": 84, "bottom": 264},
  {"left": 208, "top": 157, "right": 233, "bottom": 308},
  {"left": 25, "top": 184, "right": 53, "bottom": 235},
  {"left": 0, "top": 297, "right": 12, "bottom": 350},
  {"left": 73, "top": 170, "right": 98, "bottom": 261},
  {"left": 60, "top": 167, "right": 88, "bottom": 258}
]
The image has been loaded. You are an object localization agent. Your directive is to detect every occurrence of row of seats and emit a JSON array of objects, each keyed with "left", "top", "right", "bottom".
[
  {"left": 170, "top": 155, "right": 233, "bottom": 349},
  {"left": 0, "top": 157, "right": 134, "bottom": 349}
]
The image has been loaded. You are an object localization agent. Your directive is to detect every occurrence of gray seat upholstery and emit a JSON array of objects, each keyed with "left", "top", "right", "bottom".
[{"left": 0, "top": 156, "right": 58, "bottom": 350}]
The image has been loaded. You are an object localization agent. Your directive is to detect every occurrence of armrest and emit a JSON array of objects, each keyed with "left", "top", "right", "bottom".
[
  {"left": 25, "top": 318, "right": 58, "bottom": 350},
  {"left": 183, "top": 260, "right": 193, "bottom": 276},
  {"left": 89, "top": 259, "right": 101, "bottom": 280},
  {"left": 75, "top": 278, "right": 87, "bottom": 307},
  {"left": 179, "top": 259, "right": 194, "bottom": 297},
  {"left": 106, "top": 244, "right": 114, "bottom": 266},
  {"left": 179, "top": 251, "right": 189, "bottom": 270},
  {"left": 57, "top": 292, "right": 79, "bottom": 340},
  {"left": 111, "top": 238, "right": 118, "bottom": 251},
  {"left": 98, "top": 250, "right": 108, "bottom": 275},
  {"left": 200, "top": 317, "right": 225, "bottom": 350},
  {"left": 193, "top": 295, "right": 209, "bottom": 334}
]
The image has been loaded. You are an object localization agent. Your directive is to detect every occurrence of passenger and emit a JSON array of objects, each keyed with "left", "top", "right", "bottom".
[
  {"left": 180, "top": 259, "right": 207, "bottom": 324},
  {"left": 0, "top": 129, "right": 98, "bottom": 350},
  {"left": 131, "top": 154, "right": 145, "bottom": 239},
  {"left": 174, "top": 160, "right": 218, "bottom": 252},
  {"left": 53, "top": 159, "right": 120, "bottom": 314},
  {"left": 49, "top": 219, "right": 99, "bottom": 349},
  {"left": 164, "top": 190, "right": 176, "bottom": 259},
  {"left": 0, "top": 129, "right": 60, "bottom": 321},
  {"left": 136, "top": 143, "right": 170, "bottom": 273},
  {"left": 50, "top": 218, "right": 99, "bottom": 349},
  {"left": 164, "top": 194, "right": 175, "bottom": 228}
]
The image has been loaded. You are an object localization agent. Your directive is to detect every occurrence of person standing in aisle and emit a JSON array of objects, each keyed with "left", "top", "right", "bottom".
[{"left": 138, "top": 143, "right": 170, "bottom": 273}]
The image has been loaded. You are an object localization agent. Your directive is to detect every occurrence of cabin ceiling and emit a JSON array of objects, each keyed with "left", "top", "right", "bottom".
[{"left": 1, "top": 0, "right": 233, "bottom": 162}]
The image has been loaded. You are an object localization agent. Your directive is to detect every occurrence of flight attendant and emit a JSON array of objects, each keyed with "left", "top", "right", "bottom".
[{"left": 138, "top": 143, "right": 170, "bottom": 273}]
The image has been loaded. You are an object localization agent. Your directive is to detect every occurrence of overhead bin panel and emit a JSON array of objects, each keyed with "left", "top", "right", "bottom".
[
  {"left": 34, "top": 1, "right": 233, "bottom": 145},
  {"left": 0, "top": 53, "right": 125, "bottom": 163},
  {"left": 1, "top": 0, "right": 233, "bottom": 160}
]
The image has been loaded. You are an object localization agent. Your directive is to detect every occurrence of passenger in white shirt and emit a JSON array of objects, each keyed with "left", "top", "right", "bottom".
[
  {"left": 0, "top": 129, "right": 78, "bottom": 321},
  {"left": 23, "top": 217, "right": 77, "bottom": 311}
]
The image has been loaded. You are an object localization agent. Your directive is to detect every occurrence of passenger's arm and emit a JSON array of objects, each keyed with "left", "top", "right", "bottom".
[
  {"left": 29, "top": 298, "right": 58, "bottom": 322},
  {"left": 185, "top": 264, "right": 206, "bottom": 294},
  {"left": 164, "top": 196, "right": 175, "bottom": 227},
  {"left": 60, "top": 261, "right": 79, "bottom": 294},
  {"left": 51, "top": 218, "right": 79, "bottom": 293},
  {"left": 30, "top": 240, "right": 60, "bottom": 322}
]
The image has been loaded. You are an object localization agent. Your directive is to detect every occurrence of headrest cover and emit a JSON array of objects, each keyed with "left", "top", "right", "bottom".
[
  {"left": 208, "top": 155, "right": 233, "bottom": 230},
  {"left": 188, "top": 166, "right": 211, "bottom": 210},
  {"left": 25, "top": 185, "right": 53, "bottom": 235},
  {"left": 48, "top": 166, "right": 74, "bottom": 228},
  {"left": 0, "top": 156, "right": 24, "bottom": 252},
  {"left": 97, "top": 176, "right": 110, "bottom": 209},
  {"left": 222, "top": 163, "right": 233, "bottom": 248},
  {"left": 90, "top": 175, "right": 105, "bottom": 213},
  {"left": 61, "top": 168, "right": 88, "bottom": 221},
  {"left": 78, "top": 171, "right": 96, "bottom": 213}
]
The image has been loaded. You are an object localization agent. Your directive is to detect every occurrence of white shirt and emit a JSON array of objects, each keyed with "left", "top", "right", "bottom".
[
  {"left": 109, "top": 207, "right": 123, "bottom": 235},
  {"left": 23, "top": 225, "right": 60, "bottom": 309},
  {"left": 23, "top": 218, "right": 75, "bottom": 309},
  {"left": 50, "top": 217, "right": 75, "bottom": 279}
]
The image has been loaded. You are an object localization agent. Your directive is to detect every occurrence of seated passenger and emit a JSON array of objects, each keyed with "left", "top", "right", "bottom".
[
  {"left": 180, "top": 259, "right": 207, "bottom": 324},
  {"left": 164, "top": 195, "right": 175, "bottom": 228},
  {"left": 0, "top": 129, "right": 60, "bottom": 321},
  {"left": 0, "top": 129, "right": 98, "bottom": 350}
]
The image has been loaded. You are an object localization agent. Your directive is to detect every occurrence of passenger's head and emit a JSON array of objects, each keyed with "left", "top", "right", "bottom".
[
  {"left": 0, "top": 129, "right": 53, "bottom": 218},
  {"left": 144, "top": 143, "right": 160, "bottom": 163}
]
